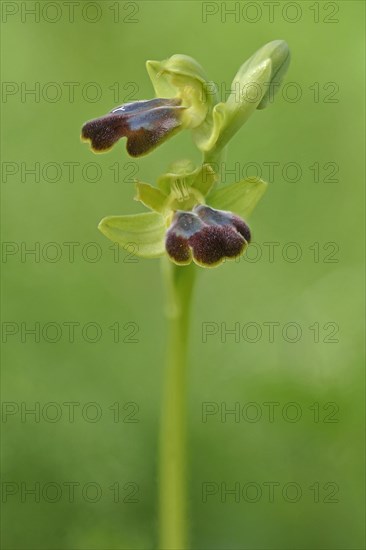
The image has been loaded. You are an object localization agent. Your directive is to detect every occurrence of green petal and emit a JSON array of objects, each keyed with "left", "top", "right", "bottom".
[
  {"left": 146, "top": 54, "right": 217, "bottom": 130},
  {"left": 135, "top": 182, "right": 167, "bottom": 213},
  {"left": 208, "top": 177, "right": 267, "bottom": 219},
  {"left": 98, "top": 212, "right": 166, "bottom": 258},
  {"left": 146, "top": 55, "right": 209, "bottom": 97}
]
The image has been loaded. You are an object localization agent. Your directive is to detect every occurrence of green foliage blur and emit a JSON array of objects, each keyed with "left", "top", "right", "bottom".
[{"left": 1, "top": 1, "right": 364, "bottom": 548}]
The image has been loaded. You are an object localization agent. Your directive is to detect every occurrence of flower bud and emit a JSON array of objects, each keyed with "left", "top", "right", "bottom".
[
  {"left": 198, "top": 40, "right": 290, "bottom": 153},
  {"left": 242, "top": 40, "right": 291, "bottom": 110}
]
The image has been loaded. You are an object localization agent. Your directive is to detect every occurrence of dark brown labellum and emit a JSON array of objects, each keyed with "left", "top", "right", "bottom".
[
  {"left": 81, "top": 98, "right": 186, "bottom": 157},
  {"left": 165, "top": 206, "right": 251, "bottom": 267}
]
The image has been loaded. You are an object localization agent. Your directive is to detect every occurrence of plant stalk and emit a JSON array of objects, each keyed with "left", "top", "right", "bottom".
[
  {"left": 203, "top": 145, "right": 227, "bottom": 174},
  {"left": 159, "top": 257, "right": 196, "bottom": 549}
]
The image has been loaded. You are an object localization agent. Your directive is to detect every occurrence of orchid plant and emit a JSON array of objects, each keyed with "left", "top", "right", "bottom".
[{"left": 81, "top": 40, "right": 290, "bottom": 549}]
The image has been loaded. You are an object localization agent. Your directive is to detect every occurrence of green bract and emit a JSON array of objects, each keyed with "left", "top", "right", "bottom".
[{"left": 82, "top": 41, "right": 290, "bottom": 267}]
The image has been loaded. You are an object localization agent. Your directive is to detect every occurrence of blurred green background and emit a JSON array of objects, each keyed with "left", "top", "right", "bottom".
[{"left": 1, "top": 1, "right": 365, "bottom": 548}]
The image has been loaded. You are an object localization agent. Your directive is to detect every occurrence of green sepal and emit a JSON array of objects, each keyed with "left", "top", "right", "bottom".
[
  {"left": 146, "top": 54, "right": 209, "bottom": 96},
  {"left": 135, "top": 181, "right": 167, "bottom": 213},
  {"left": 190, "top": 164, "right": 217, "bottom": 196},
  {"left": 98, "top": 212, "right": 166, "bottom": 258},
  {"left": 157, "top": 159, "right": 196, "bottom": 195},
  {"left": 157, "top": 163, "right": 217, "bottom": 198},
  {"left": 208, "top": 177, "right": 268, "bottom": 219},
  {"left": 157, "top": 175, "right": 172, "bottom": 196},
  {"left": 146, "top": 54, "right": 218, "bottom": 130}
]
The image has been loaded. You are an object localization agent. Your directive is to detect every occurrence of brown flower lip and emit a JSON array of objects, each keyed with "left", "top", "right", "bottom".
[
  {"left": 81, "top": 98, "right": 186, "bottom": 157},
  {"left": 165, "top": 206, "right": 251, "bottom": 267}
]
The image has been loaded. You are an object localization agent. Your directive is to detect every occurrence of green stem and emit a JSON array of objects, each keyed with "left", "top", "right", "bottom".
[
  {"left": 203, "top": 145, "right": 227, "bottom": 173},
  {"left": 159, "top": 257, "right": 196, "bottom": 549}
]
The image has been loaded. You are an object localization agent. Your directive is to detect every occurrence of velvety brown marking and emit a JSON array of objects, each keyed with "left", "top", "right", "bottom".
[
  {"left": 165, "top": 232, "right": 191, "bottom": 264},
  {"left": 81, "top": 114, "right": 127, "bottom": 152}
]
